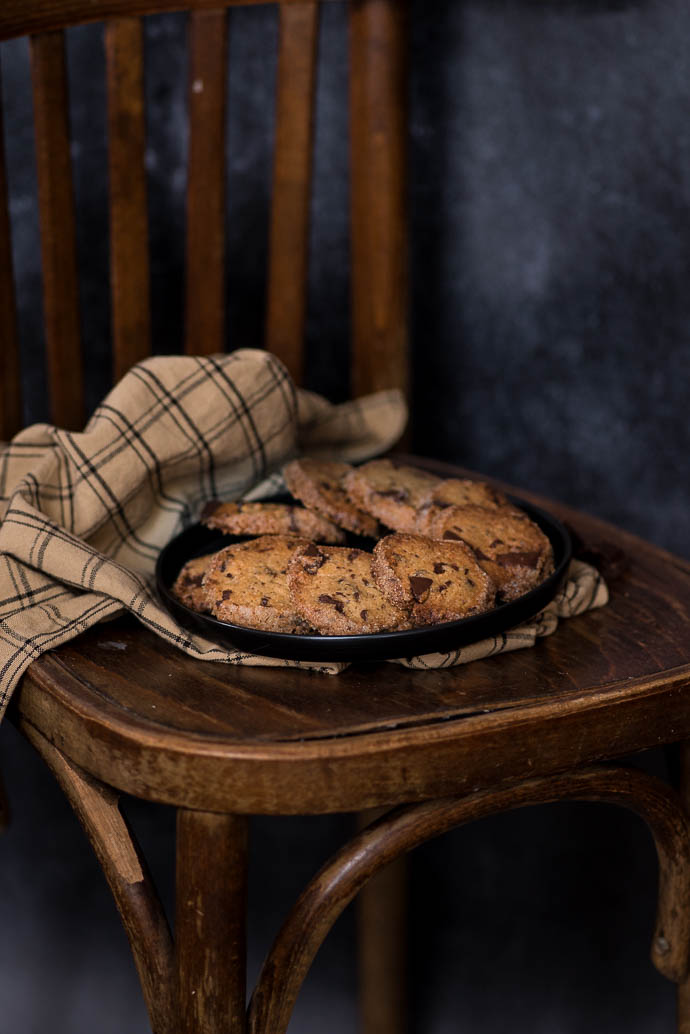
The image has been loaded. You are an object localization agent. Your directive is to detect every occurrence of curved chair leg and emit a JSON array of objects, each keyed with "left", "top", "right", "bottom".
[
  {"left": 676, "top": 741, "right": 690, "bottom": 1033},
  {"left": 249, "top": 765, "right": 690, "bottom": 1034},
  {"left": 19, "top": 721, "right": 175, "bottom": 1034}
]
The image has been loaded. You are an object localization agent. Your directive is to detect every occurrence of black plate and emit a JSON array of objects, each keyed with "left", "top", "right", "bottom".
[{"left": 155, "top": 496, "right": 572, "bottom": 663}]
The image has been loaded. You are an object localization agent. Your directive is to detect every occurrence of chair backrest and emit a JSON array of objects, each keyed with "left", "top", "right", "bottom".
[{"left": 0, "top": 0, "right": 409, "bottom": 438}]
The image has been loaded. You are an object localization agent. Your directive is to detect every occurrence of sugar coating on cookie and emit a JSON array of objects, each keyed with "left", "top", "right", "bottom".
[
  {"left": 202, "top": 535, "right": 313, "bottom": 633},
  {"left": 426, "top": 505, "right": 554, "bottom": 602},
  {"left": 171, "top": 554, "right": 215, "bottom": 613},
  {"left": 200, "top": 500, "right": 345, "bottom": 544},
  {"left": 372, "top": 533, "right": 495, "bottom": 625},
  {"left": 287, "top": 543, "right": 412, "bottom": 635},
  {"left": 343, "top": 459, "right": 441, "bottom": 533},
  {"left": 283, "top": 458, "right": 380, "bottom": 538}
]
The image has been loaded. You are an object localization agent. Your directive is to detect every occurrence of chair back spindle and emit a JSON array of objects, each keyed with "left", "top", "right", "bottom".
[
  {"left": 30, "top": 30, "right": 84, "bottom": 430},
  {"left": 106, "top": 17, "right": 152, "bottom": 381},
  {"left": 0, "top": 75, "right": 21, "bottom": 442},
  {"left": 349, "top": 0, "right": 408, "bottom": 398},
  {"left": 265, "top": 1, "right": 320, "bottom": 384}
]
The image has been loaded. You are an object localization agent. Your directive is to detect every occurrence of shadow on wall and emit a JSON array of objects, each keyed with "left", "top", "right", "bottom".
[{"left": 409, "top": 0, "right": 690, "bottom": 557}]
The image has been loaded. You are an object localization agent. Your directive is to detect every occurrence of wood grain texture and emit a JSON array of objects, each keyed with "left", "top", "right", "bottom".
[
  {"left": 349, "top": 0, "right": 409, "bottom": 398},
  {"left": 15, "top": 458, "right": 690, "bottom": 814},
  {"left": 176, "top": 809, "right": 248, "bottom": 1034},
  {"left": 0, "top": 0, "right": 341, "bottom": 43},
  {"left": 30, "top": 30, "right": 84, "bottom": 429},
  {"left": 106, "top": 17, "right": 151, "bottom": 381},
  {"left": 0, "top": 73, "right": 21, "bottom": 442},
  {"left": 248, "top": 765, "right": 690, "bottom": 1032},
  {"left": 185, "top": 8, "right": 227, "bottom": 356},
  {"left": 264, "top": 1, "right": 319, "bottom": 384},
  {"left": 21, "top": 723, "right": 175, "bottom": 1034}
]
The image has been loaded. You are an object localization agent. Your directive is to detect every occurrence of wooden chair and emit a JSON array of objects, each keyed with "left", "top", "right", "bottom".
[{"left": 2, "top": 1, "right": 690, "bottom": 1032}]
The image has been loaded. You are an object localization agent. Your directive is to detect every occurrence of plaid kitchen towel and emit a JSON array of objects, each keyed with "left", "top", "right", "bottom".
[{"left": 0, "top": 348, "right": 607, "bottom": 720}]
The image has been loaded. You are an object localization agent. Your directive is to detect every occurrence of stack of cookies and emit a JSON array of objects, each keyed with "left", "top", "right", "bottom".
[{"left": 170, "top": 458, "right": 555, "bottom": 636}]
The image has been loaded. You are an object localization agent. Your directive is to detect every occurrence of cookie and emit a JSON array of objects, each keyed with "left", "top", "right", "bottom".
[
  {"left": 200, "top": 500, "right": 345, "bottom": 544},
  {"left": 343, "top": 459, "right": 441, "bottom": 533},
  {"left": 372, "top": 533, "right": 495, "bottom": 625},
  {"left": 202, "top": 535, "right": 313, "bottom": 633},
  {"left": 426, "top": 505, "right": 554, "bottom": 602},
  {"left": 287, "top": 543, "right": 412, "bottom": 635},
  {"left": 283, "top": 458, "right": 380, "bottom": 538},
  {"left": 171, "top": 553, "right": 215, "bottom": 613},
  {"left": 416, "top": 478, "right": 515, "bottom": 533}
]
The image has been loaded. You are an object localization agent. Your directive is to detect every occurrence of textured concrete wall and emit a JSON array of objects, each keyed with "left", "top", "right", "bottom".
[{"left": 0, "top": 1, "right": 688, "bottom": 1030}]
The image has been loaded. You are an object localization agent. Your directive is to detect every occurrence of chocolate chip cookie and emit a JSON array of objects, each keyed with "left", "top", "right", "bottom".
[
  {"left": 426, "top": 505, "right": 554, "bottom": 602},
  {"left": 202, "top": 535, "right": 313, "bottom": 633},
  {"left": 283, "top": 458, "right": 380, "bottom": 537},
  {"left": 343, "top": 459, "right": 441, "bottom": 533},
  {"left": 287, "top": 543, "right": 412, "bottom": 635},
  {"left": 372, "top": 533, "right": 495, "bottom": 625},
  {"left": 416, "top": 478, "right": 515, "bottom": 533},
  {"left": 171, "top": 553, "right": 214, "bottom": 613},
  {"left": 200, "top": 500, "right": 345, "bottom": 544}
]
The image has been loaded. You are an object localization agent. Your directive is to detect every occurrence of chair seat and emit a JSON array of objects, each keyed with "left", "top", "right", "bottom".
[{"left": 13, "top": 460, "right": 690, "bottom": 816}]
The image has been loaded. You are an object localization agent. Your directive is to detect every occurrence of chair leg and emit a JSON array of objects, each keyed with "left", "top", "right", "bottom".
[
  {"left": 357, "top": 854, "right": 408, "bottom": 1034},
  {"left": 19, "top": 722, "right": 176, "bottom": 1034},
  {"left": 677, "top": 742, "right": 690, "bottom": 1033},
  {"left": 176, "top": 808, "right": 248, "bottom": 1034}
]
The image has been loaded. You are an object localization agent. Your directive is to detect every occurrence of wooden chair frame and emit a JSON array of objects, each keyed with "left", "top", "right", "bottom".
[{"left": 2, "top": 2, "right": 690, "bottom": 1032}]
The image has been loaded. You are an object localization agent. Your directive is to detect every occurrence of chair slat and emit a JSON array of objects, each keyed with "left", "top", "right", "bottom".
[
  {"left": 265, "top": 1, "right": 319, "bottom": 385},
  {"left": 106, "top": 17, "right": 151, "bottom": 382},
  {"left": 30, "top": 30, "right": 84, "bottom": 430},
  {"left": 185, "top": 8, "right": 228, "bottom": 356},
  {"left": 0, "top": 75, "right": 22, "bottom": 441},
  {"left": 349, "top": 0, "right": 408, "bottom": 399}
]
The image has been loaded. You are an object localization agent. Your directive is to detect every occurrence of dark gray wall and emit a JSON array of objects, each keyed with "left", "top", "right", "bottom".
[{"left": 1, "top": 1, "right": 688, "bottom": 1031}]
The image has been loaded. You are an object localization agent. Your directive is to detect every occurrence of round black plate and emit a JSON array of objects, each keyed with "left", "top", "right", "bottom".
[{"left": 155, "top": 497, "right": 572, "bottom": 663}]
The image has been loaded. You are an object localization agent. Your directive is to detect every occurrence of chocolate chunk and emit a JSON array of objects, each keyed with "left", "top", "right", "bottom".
[
  {"left": 260, "top": 596, "right": 269, "bottom": 606},
  {"left": 221, "top": 589, "right": 232, "bottom": 600},
  {"left": 360, "top": 609, "right": 368, "bottom": 621},
  {"left": 443, "top": 529, "right": 462, "bottom": 541},
  {"left": 377, "top": 488, "right": 409, "bottom": 502},
  {"left": 186, "top": 574, "right": 204, "bottom": 587},
  {"left": 300, "top": 541, "right": 327, "bottom": 573},
  {"left": 318, "top": 593, "right": 345, "bottom": 614},
  {"left": 409, "top": 575, "right": 433, "bottom": 601},
  {"left": 433, "top": 562, "right": 446, "bottom": 574}
]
